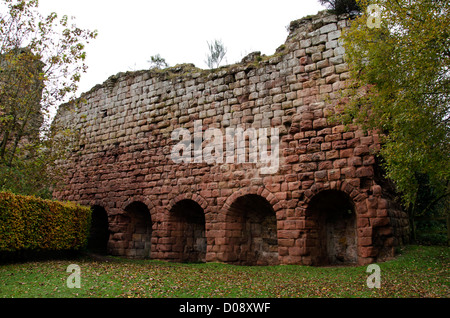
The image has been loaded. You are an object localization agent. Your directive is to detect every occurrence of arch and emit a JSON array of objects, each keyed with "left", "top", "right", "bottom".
[
  {"left": 168, "top": 199, "right": 206, "bottom": 263},
  {"left": 121, "top": 196, "right": 156, "bottom": 215},
  {"left": 169, "top": 193, "right": 208, "bottom": 213},
  {"left": 123, "top": 201, "right": 153, "bottom": 259},
  {"left": 224, "top": 193, "right": 279, "bottom": 266},
  {"left": 87, "top": 205, "right": 110, "bottom": 255},
  {"left": 305, "top": 190, "right": 357, "bottom": 265},
  {"left": 303, "top": 180, "right": 364, "bottom": 207},
  {"left": 223, "top": 186, "right": 283, "bottom": 213}
]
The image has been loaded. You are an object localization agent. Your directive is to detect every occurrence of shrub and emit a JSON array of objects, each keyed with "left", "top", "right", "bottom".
[
  {"left": 0, "top": 192, "right": 91, "bottom": 253},
  {"left": 318, "top": 0, "right": 361, "bottom": 15}
]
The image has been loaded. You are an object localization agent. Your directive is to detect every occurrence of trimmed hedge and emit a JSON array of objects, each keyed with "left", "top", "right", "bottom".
[{"left": 0, "top": 192, "right": 91, "bottom": 253}]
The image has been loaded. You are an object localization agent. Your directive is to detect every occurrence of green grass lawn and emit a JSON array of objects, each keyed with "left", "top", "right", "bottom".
[{"left": 0, "top": 245, "right": 448, "bottom": 298}]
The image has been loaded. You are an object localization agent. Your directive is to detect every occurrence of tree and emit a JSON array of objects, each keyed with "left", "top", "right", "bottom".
[
  {"left": 148, "top": 54, "right": 168, "bottom": 69},
  {"left": 205, "top": 39, "right": 227, "bottom": 69},
  {"left": 318, "top": 0, "right": 361, "bottom": 15},
  {"left": 338, "top": 0, "right": 449, "bottom": 225},
  {"left": 0, "top": 0, "right": 97, "bottom": 198}
]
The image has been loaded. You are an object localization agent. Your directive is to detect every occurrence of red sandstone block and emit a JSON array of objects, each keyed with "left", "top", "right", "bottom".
[
  {"left": 341, "top": 166, "right": 356, "bottom": 178},
  {"left": 292, "top": 190, "right": 304, "bottom": 199},
  {"left": 289, "top": 246, "right": 304, "bottom": 256},
  {"left": 363, "top": 208, "right": 378, "bottom": 218},
  {"left": 358, "top": 257, "right": 375, "bottom": 266},
  {"left": 333, "top": 158, "right": 347, "bottom": 168},
  {"left": 358, "top": 227, "right": 373, "bottom": 237},
  {"left": 343, "top": 131, "right": 354, "bottom": 139},
  {"left": 372, "top": 184, "right": 382, "bottom": 196},
  {"left": 363, "top": 155, "right": 376, "bottom": 166},
  {"left": 329, "top": 180, "right": 340, "bottom": 190},
  {"left": 278, "top": 230, "right": 301, "bottom": 239},
  {"left": 215, "top": 237, "right": 228, "bottom": 246},
  {"left": 357, "top": 217, "right": 370, "bottom": 227},
  {"left": 332, "top": 125, "right": 345, "bottom": 133},
  {"left": 288, "top": 181, "right": 301, "bottom": 191},
  {"left": 318, "top": 161, "right": 333, "bottom": 170},
  {"left": 307, "top": 143, "right": 321, "bottom": 153},
  {"left": 320, "top": 84, "right": 332, "bottom": 94},
  {"left": 285, "top": 174, "right": 298, "bottom": 182},
  {"left": 317, "top": 128, "right": 332, "bottom": 136},
  {"left": 300, "top": 154, "right": 313, "bottom": 162},
  {"left": 321, "top": 142, "right": 332, "bottom": 151},
  {"left": 300, "top": 56, "right": 310, "bottom": 65},
  {"left": 313, "top": 118, "right": 327, "bottom": 129},
  {"left": 275, "top": 192, "right": 287, "bottom": 200},
  {"left": 348, "top": 156, "right": 362, "bottom": 166},
  {"left": 328, "top": 169, "right": 341, "bottom": 181},
  {"left": 360, "top": 136, "right": 373, "bottom": 145},
  {"left": 266, "top": 183, "right": 281, "bottom": 193},
  {"left": 311, "top": 152, "right": 326, "bottom": 161},
  {"left": 354, "top": 192, "right": 368, "bottom": 202},
  {"left": 300, "top": 120, "right": 313, "bottom": 131},
  {"left": 340, "top": 148, "right": 353, "bottom": 158},
  {"left": 366, "top": 196, "right": 378, "bottom": 209},
  {"left": 356, "top": 166, "right": 374, "bottom": 178},
  {"left": 278, "top": 247, "right": 289, "bottom": 257},
  {"left": 326, "top": 150, "right": 340, "bottom": 160},
  {"left": 278, "top": 238, "right": 295, "bottom": 247},
  {"left": 285, "top": 154, "right": 299, "bottom": 163},
  {"left": 371, "top": 217, "right": 389, "bottom": 228},
  {"left": 359, "top": 246, "right": 377, "bottom": 258},
  {"left": 378, "top": 198, "right": 389, "bottom": 209},
  {"left": 359, "top": 237, "right": 372, "bottom": 246},
  {"left": 314, "top": 170, "right": 327, "bottom": 181},
  {"left": 332, "top": 140, "right": 347, "bottom": 149},
  {"left": 282, "top": 255, "right": 302, "bottom": 265},
  {"left": 324, "top": 133, "right": 341, "bottom": 142},
  {"left": 283, "top": 220, "right": 300, "bottom": 230},
  {"left": 354, "top": 145, "right": 370, "bottom": 156},
  {"left": 346, "top": 138, "right": 359, "bottom": 148},
  {"left": 377, "top": 209, "right": 388, "bottom": 217},
  {"left": 313, "top": 109, "right": 323, "bottom": 119},
  {"left": 354, "top": 200, "right": 368, "bottom": 214}
]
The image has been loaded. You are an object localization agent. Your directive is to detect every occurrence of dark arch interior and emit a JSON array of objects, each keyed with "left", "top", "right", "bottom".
[
  {"left": 169, "top": 199, "right": 206, "bottom": 263},
  {"left": 228, "top": 194, "right": 279, "bottom": 266},
  {"left": 306, "top": 190, "right": 357, "bottom": 265},
  {"left": 87, "top": 206, "right": 110, "bottom": 255},
  {"left": 124, "top": 202, "right": 152, "bottom": 259}
]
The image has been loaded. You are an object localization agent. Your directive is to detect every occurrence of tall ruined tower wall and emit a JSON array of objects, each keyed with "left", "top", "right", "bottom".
[{"left": 54, "top": 11, "right": 409, "bottom": 266}]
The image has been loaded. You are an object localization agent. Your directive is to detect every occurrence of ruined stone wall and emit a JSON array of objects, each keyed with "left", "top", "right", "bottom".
[{"left": 53, "top": 11, "right": 409, "bottom": 266}]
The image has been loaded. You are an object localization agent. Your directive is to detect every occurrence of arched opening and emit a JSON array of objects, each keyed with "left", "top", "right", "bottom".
[
  {"left": 124, "top": 202, "right": 152, "bottom": 259},
  {"left": 87, "top": 206, "right": 110, "bottom": 254},
  {"left": 169, "top": 199, "right": 206, "bottom": 263},
  {"left": 306, "top": 190, "right": 357, "bottom": 265},
  {"left": 227, "top": 194, "right": 279, "bottom": 266}
]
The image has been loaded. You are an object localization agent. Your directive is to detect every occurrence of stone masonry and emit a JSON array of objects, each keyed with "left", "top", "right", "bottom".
[{"left": 53, "top": 11, "right": 409, "bottom": 266}]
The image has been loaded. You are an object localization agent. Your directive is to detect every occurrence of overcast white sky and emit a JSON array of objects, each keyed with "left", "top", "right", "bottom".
[{"left": 38, "top": 0, "right": 326, "bottom": 95}]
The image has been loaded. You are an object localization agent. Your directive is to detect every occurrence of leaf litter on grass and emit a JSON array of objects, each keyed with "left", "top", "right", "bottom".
[{"left": 0, "top": 245, "right": 448, "bottom": 298}]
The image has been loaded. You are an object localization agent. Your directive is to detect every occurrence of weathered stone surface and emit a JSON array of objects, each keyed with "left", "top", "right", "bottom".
[{"left": 53, "top": 10, "right": 409, "bottom": 266}]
